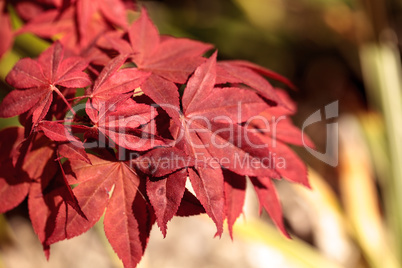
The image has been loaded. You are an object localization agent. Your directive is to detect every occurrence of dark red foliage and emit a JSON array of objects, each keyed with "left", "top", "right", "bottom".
[
  {"left": 0, "top": 3, "right": 311, "bottom": 268},
  {"left": 15, "top": 0, "right": 130, "bottom": 56},
  {"left": 0, "top": 41, "right": 91, "bottom": 130}
]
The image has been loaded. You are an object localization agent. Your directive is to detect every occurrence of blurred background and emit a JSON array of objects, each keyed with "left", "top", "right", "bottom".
[{"left": 1, "top": 0, "right": 402, "bottom": 267}]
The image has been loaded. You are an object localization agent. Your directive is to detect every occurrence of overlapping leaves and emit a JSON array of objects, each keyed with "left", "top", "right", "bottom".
[
  {"left": 0, "top": 41, "right": 91, "bottom": 129},
  {"left": 0, "top": 4, "right": 310, "bottom": 268}
]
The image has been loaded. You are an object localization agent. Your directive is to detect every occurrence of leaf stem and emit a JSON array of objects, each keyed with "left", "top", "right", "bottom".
[{"left": 53, "top": 86, "right": 77, "bottom": 116}]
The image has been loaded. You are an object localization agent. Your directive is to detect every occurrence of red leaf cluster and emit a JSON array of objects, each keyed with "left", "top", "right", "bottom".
[{"left": 0, "top": 2, "right": 311, "bottom": 268}]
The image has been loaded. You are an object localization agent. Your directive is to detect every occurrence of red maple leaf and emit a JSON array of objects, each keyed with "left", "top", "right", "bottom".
[
  {"left": 0, "top": 127, "right": 84, "bottom": 229},
  {"left": 47, "top": 153, "right": 153, "bottom": 268},
  {"left": 247, "top": 89, "right": 314, "bottom": 186},
  {"left": 146, "top": 169, "right": 188, "bottom": 237},
  {"left": 0, "top": 127, "right": 30, "bottom": 213},
  {"left": 218, "top": 60, "right": 297, "bottom": 91},
  {"left": 222, "top": 169, "right": 246, "bottom": 238},
  {"left": 99, "top": 8, "right": 212, "bottom": 122},
  {"left": 165, "top": 52, "right": 286, "bottom": 235},
  {"left": 102, "top": 8, "right": 212, "bottom": 83},
  {"left": 28, "top": 160, "right": 87, "bottom": 258},
  {"left": 177, "top": 52, "right": 278, "bottom": 175},
  {"left": 85, "top": 96, "right": 165, "bottom": 152},
  {"left": 37, "top": 120, "right": 91, "bottom": 164},
  {"left": 28, "top": 182, "right": 64, "bottom": 258},
  {"left": 16, "top": 0, "right": 131, "bottom": 55},
  {"left": 87, "top": 54, "right": 150, "bottom": 105},
  {"left": 0, "top": 41, "right": 91, "bottom": 128},
  {"left": 133, "top": 147, "right": 194, "bottom": 236},
  {"left": 0, "top": 127, "right": 85, "bottom": 254}
]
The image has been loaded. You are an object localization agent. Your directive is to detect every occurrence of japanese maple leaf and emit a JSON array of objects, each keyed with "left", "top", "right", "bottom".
[
  {"left": 177, "top": 52, "right": 278, "bottom": 177},
  {"left": 220, "top": 89, "right": 314, "bottom": 236},
  {"left": 0, "top": 127, "right": 29, "bottom": 213},
  {"left": 146, "top": 169, "right": 187, "bottom": 237},
  {"left": 15, "top": 0, "right": 75, "bottom": 22},
  {"left": 222, "top": 168, "right": 289, "bottom": 238},
  {"left": 16, "top": 6, "right": 95, "bottom": 56},
  {"left": 99, "top": 7, "right": 212, "bottom": 121},
  {"left": 13, "top": 0, "right": 61, "bottom": 21},
  {"left": 216, "top": 59, "right": 298, "bottom": 108},
  {"left": 17, "top": 7, "right": 77, "bottom": 45},
  {"left": 166, "top": 52, "right": 279, "bottom": 234},
  {"left": 134, "top": 147, "right": 194, "bottom": 177},
  {"left": 17, "top": 0, "right": 129, "bottom": 55},
  {"left": 0, "top": 126, "right": 85, "bottom": 225},
  {"left": 76, "top": 0, "right": 128, "bottom": 39},
  {"left": 28, "top": 157, "right": 87, "bottom": 258},
  {"left": 0, "top": 41, "right": 91, "bottom": 127},
  {"left": 104, "top": 7, "right": 212, "bottom": 83},
  {"left": 175, "top": 188, "right": 205, "bottom": 217},
  {"left": 85, "top": 97, "right": 165, "bottom": 151},
  {"left": 132, "top": 147, "right": 195, "bottom": 236},
  {"left": 215, "top": 62, "right": 278, "bottom": 105},
  {"left": 0, "top": 127, "right": 62, "bottom": 214},
  {"left": 220, "top": 91, "right": 312, "bottom": 234},
  {"left": 219, "top": 60, "right": 296, "bottom": 88},
  {"left": 47, "top": 153, "right": 154, "bottom": 268},
  {"left": 0, "top": 127, "right": 83, "bottom": 259},
  {"left": 37, "top": 120, "right": 91, "bottom": 164},
  {"left": 87, "top": 54, "right": 150, "bottom": 106},
  {"left": 247, "top": 89, "right": 314, "bottom": 187},
  {"left": 250, "top": 176, "right": 290, "bottom": 237},
  {"left": 28, "top": 182, "right": 64, "bottom": 258}
]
